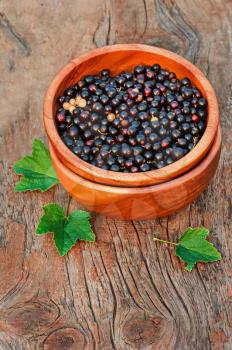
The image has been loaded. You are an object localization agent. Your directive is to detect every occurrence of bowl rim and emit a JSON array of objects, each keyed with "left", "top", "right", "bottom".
[
  {"left": 49, "top": 126, "right": 221, "bottom": 220},
  {"left": 44, "top": 44, "right": 219, "bottom": 187},
  {"left": 49, "top": 126, "right": 222, "bottom": 194}
]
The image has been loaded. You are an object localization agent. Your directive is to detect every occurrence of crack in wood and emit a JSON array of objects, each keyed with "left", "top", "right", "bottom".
[
  {"left": 141, "top": 0, "right": 148, "bottom": 37},
  {"left": 155, "top": 0, "right": 199, "bottom": 62},
  {"left": 93, "top": 1, "right": 112, "bottom": 47},
  {"left": 0, "top": 12, "right": 31, "bottom": 56}
]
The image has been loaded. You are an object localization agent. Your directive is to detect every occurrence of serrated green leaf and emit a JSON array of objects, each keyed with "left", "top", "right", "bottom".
[
  {"left": 65, "top": 210, "right": 95, "bottom": 243},
  {"left": 175, "top": 227, "right": 222, "bottom": 271},
  {"left": 36, "top": 203, "right": 65, "bottom": 235},
  {"left": 178, "top": 227, "right": 209, "bottom": 243},
  {"left": 13, "top": 139, "right": 59, "bottom": 192},
  {"left": 36, "top": 203, "right": 95, "bottom": 256}
]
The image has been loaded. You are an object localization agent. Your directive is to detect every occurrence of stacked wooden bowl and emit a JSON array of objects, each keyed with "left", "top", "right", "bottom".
[{"left": 44, "top": 44, "right": 221, "bottom": 220}]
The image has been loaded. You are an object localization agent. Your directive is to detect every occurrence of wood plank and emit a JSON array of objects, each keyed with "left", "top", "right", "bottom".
[{"left": 0, "top": 0, "right": 231, "bottom": 348}]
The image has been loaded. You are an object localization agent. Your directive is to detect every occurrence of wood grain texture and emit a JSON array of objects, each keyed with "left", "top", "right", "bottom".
[
  {"left": 44, "top": 44, "right": 219, "bottom": 187},
  {"left": 0, "top": 0, "right": 232, "bottom": 349}
]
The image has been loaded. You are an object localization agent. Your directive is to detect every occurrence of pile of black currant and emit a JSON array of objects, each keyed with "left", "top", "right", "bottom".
[{"left": 56, "top": 64, "right": 207, "bottom": 172}]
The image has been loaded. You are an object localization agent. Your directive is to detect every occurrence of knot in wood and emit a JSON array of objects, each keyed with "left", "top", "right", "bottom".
[
  {"left": 122, "top": 316, "right": 165, "bottom": 348},
  {"left": 43, "top": 327, "right": 85, "bottom": 350},
  {"left": 0, "top": 301, "right": 59, "bottom": 336}
]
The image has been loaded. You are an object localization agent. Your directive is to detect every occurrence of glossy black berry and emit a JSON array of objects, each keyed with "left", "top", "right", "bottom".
[
  {"left": 161, "top": 138, "right": 170, "bottom": 149},
  {"left": 148, "top": 133, "right": 158, "bottom": 143},
  {"left": 138, "top": 102, "right": 147, "bottom": 111},
  {"left": 68, "top": 126, "right": 79, "bottom": 137},
  {"left": 85, "top": 75, "right": 95, "bottom": 84},
  {"left": 65, "top": 115, "right": 72, "bottom": 125},
  {"left": 101, "top": 69, "right": 110, "bottom": 77},
  {"left": 93, "top": 102, "right": 103, "bottom": 112},
  {"left": 135, "top": 155, "right": 144, "bottom": 165},
  {"left": 159, "top": 128, "right": 167, "bottom": 137},
  {"left": 198, "top": 98, "right": 207, "bottom": 107},
  {"left": 172, "top": 147, "right": 184, "bottom": 160},
  {"left": 59, "top": 123, "right": 66, "bottom": 131},
  {"left": 171, "top": 129, "right": 181, "bottom": 139},
  {"left": 57, "top": 63, "right": 207, "bottom": 173},
  {"left": 178, "top": 138, "right": 188, "bottom": 147},
  {"left": 125, "top": 158, "right": 133, "bottom": 169},
  {"left": 153, "top": 142, "right": 161, "bottom": 152},
  {"left": 181, "top": 123, "right": 191, "bottom": 133},
  {"left": 156, "top": 161, "right": 166, "bottom": 169},
  {"left": 72, "top": 146, "right": 82, "bottom": 155},
  {"left": 140, "top": 163, "right": 150, "bottom": 171},
  {"left": 144, "top": 151, "right": 153, "bottom": 160},
  {"left": 144, "top": 127, "right": 152, "bottom": 136},
  {"left": 121, "top": 143, "right": 132, "bottom": 157},
  {"left": 133, "top": 146, "right": 143, "bottom": 156},
  {"left": 136, "top": 134, "right": 146, "bottom": 145},
  {"left": 134, "top": 65, "right": 144, "bottom": 74},
  {"left": 198, "top": 121, "right": 205, "bottom": 131},
  {"left": 155, "top": 152, "right": 163, "bottom": 162},
  {"left": 110, "top": 164, "right": 120, "bottom": 171}
]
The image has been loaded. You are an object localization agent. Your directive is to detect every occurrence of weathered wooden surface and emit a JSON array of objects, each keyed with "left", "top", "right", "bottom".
[{"left": 0, "top": 0, "right": 232, "bottom": 349}]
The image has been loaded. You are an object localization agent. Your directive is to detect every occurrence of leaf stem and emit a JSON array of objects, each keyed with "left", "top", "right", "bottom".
[
  {"left": 153, "top": 237, "right": 177, "bottom": 246},
  {"left": 65, "top": 194, "right": 72, "bottom": 217}
]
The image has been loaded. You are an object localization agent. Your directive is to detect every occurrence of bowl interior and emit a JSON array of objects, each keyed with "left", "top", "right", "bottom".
[
  {"left": 44, "top": 44, "right": 219, "bottom": 187},
  {"left": 55, "top": 49, "right": 208, "bottom": 101}
]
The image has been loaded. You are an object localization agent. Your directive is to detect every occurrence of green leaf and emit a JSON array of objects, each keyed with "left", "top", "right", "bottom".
[
  {"left": 175, "top": 227, "right": 222, "bottom": 271},
  {"left": 13, "top": 139, "right": 59, "bottom": 192},
  {"left": 65, "top": 211, "right": 95, "bottom": 242},
  {"left": 36, "top": 203, "right": 95, "bottom": 256}
]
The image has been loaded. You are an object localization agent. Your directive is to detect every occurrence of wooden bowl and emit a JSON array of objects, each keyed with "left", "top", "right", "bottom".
[
  {"left": 49, "top": 127, "right": 221, "bottom": 221},
  {"left": 44, "top": 44, "right": 219, "bottom": 187}
]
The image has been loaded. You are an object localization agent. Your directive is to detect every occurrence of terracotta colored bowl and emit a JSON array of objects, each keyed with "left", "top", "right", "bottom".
[
  {"left": 44, "top": 44, "right": 219, "bottom": 187},
  {"left": 49, "top": 127, "right": 221, "bottom": 221}
]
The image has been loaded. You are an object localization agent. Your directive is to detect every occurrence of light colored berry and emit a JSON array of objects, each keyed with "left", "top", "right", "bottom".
[
  {"left": 151, "top": 116, "right": 158, "bottom": 122},
  {"left": 75, "top": 95, "right": 82, "bottom": 105},
  {"left": 69, "top": 98, "right": 76, "bottom": 106},
  {"left": 136, "top": 94, "right": 143, "bottom": 102},
  {"left": 63, "top": 102, "right": 70, "bottom": 110},
  {"left": 69, "top": 105, "right": 76, "bottom": 114},
  {"left": 77, "top": 98, "right": 87, "bottom": 108},
  {"left": 107, "top": 113, "right": 116, "bottom": 122}
]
